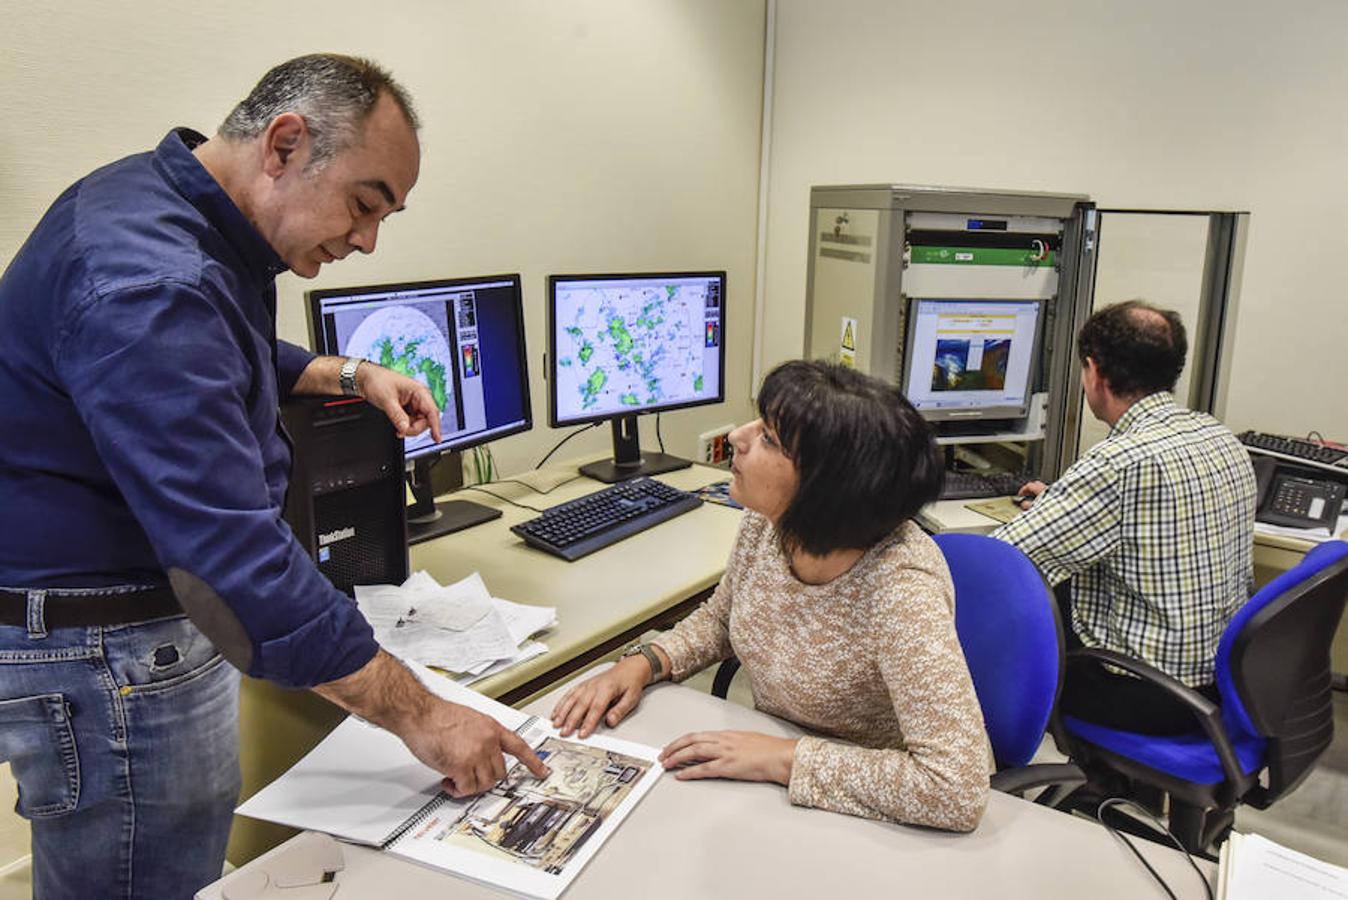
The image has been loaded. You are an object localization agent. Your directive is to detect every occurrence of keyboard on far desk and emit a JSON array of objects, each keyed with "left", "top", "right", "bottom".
[
  {"left": 939, "top": 470, "right": 1036, "bottom": 501},
  {"left": 511, "top": 476, "right": 702, "bottom": 561},
  {"left": 1238, "top": 430, "right": 1348, "bottom": 473}
]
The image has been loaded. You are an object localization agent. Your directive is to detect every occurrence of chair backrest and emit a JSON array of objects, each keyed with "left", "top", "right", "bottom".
[
  {"left": 1215, "top": 539, "right": 1348, "bottom": 801},
  {"left": 933, "top": 532, "right": 1063, "bottom": 769}
]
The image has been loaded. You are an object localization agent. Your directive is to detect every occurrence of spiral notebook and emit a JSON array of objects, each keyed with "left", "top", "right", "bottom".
[{"left": 237, "top": 661, "right": 662, "bottom": 900}]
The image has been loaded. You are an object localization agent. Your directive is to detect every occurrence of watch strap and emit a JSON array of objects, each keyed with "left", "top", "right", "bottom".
[
  {"left": 628, "top": 642, "right": 664, "bottom": 684},
  {"left": 339, "top": 357, "right": 364, "bottom": 397}
]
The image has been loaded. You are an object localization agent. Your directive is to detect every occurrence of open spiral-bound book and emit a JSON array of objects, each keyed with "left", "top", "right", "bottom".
[{"left": 236, "top": 661, "right": 662, "bottom": 900}]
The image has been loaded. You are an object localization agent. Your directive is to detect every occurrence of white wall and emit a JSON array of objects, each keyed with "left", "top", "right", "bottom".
[
  {"left": 761, "top": 0, "right": 1348, "bottom": 438},
  {"left": 0, "top": 0, "right": 767, "bottom": 871},
  {"left": 0, "top": 0, "right": 766, "bottom": 476}
]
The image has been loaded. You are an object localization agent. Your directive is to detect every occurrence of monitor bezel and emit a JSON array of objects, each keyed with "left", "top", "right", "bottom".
[
  {"left": 900, "top": 296, "right": 1044, "bottom": 423},
  {"left": 305, "top": 273, "right": 532, "bottom": 459},
  {"left": 546, "top": 270, "right": 727, "bottom": 428}
]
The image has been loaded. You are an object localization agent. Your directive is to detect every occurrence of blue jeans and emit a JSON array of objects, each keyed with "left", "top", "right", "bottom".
[{"left": 0, "top": 597, "right": 240, "bottom": 899}]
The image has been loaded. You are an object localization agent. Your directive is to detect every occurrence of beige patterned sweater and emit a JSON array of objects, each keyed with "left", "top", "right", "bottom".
[{"left": 653, "top": 512, "right": 990, "bottom": 832}]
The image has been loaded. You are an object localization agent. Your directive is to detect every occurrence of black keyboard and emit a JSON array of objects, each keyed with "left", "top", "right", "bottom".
[
  {"left": 939, "top": 470, "right": 1036, "bottom": 500},
  {"left": 511, "top": 477, "right": 702, "bottom": 561},
  {"left": 1239, "top": 430, "right": 1348, "bottom": 473}
]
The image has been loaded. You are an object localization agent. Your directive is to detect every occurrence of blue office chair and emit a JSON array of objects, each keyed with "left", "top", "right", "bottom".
[
  {"left": 933, "top": 533, "right": 1082, "bottom": 794},
  {"left": 711, "top": 532, "right": 1081, "bottom": 795},
  {"left": 1052, "top": 539, "right": 1348, "bottom": 854}
]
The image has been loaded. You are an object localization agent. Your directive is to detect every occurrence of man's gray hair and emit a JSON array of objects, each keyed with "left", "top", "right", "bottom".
[{"left": 219, "top": 54, "right": 419, "bottom": 170}]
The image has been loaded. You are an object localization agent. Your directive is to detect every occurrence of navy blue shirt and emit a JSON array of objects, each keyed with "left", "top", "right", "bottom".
[{"left": 0, "top": 129, "right": 377, "bottom": 688}]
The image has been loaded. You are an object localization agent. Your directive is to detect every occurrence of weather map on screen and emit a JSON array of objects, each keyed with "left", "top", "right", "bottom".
[
  {"left": 345, "top": 304, "right": 455, "bottom": 415},
  {"left": 552, "top": 275, "right": 722, "bottom": 423}
]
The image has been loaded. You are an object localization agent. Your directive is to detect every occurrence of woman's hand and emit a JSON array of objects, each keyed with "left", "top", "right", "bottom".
[
  {"left": 550, "top": 656, "right": 653, "bottom": 738},
  {"left": 659, "top": 731, "right": 799, "bottom": 785}
]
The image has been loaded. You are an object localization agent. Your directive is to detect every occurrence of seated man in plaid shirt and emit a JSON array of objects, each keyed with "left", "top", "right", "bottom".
[{"left": 994, "top": 300, "right": 1257, "bottom": 734}]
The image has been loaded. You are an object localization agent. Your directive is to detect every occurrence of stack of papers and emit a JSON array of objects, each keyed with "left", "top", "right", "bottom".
[
  {"left": 1253, "top": 512, "right": 1348, "bottom": 543},
  {"left": 355, "top": 571, "right": 556, "bottom": 683},
  {"left": 1218, "top": 831, "right": 1348, "bottom": 899}
]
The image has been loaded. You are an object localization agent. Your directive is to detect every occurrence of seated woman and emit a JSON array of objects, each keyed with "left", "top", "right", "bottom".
[{"left": 551, "top": 359, "right": 990, "bottom": 831}]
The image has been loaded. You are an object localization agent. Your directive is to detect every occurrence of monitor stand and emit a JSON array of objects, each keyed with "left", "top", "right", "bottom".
[
  {"left": 406, "top": 452, "right": 502, "bottom": 545},
  {"left": 579, "top": 414, "right": 692, "bottom": 484}
]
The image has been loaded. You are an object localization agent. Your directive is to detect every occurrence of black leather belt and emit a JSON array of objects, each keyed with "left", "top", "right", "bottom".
[{"left": 0, "top": 586, "right": 182, "bottom": 628}]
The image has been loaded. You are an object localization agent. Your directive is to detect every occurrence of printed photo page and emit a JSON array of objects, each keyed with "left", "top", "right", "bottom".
[{"left": 236, "top": 660, "right": 662, "bottom": 900}]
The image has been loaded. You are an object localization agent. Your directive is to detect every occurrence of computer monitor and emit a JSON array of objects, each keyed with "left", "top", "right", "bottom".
[
  {"left": 548, "top": 271, "right": 726, "bottom": 483},
  {"left": 901, "top": 298, "right": 1043, "bottom": 424},
  {"left": 308, "top": 274, "right": 531, "bottom": 543}
]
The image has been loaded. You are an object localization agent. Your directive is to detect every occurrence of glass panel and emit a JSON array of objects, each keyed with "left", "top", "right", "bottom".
[{"left": 1076, "top": 213, "right": 1209, "bottom": 457}]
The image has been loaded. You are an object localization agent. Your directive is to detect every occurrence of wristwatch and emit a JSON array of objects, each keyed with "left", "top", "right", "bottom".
[
  {"left": 621, "top": 642, "right": 664, "bottom": 684},
  {"left": 339, "top": 356, "right": 365, "bottom": 397}
]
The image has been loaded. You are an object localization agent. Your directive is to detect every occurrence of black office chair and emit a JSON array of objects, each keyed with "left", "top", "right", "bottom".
[
  {"left": 711, "top": 533, "right": 1084, "bottom": 797},
  {"left": 1051, "top": 539, "right": 1348, "bottom": 855}
]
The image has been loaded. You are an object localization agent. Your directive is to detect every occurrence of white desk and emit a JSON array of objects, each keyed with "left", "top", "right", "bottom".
[
  {"left": 204, "top": 675, "right": 1215, "bottom": 899},
  {"left": 228, "top": 460, "right": 741, "bottom": 864}
]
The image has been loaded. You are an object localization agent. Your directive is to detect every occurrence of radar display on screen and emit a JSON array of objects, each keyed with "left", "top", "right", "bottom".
[
  {"left": 551, "top": 274, "right": 723, "bottom": 424},
  {"left": 309, "top": 275, "right": 530, "bottom": 459},
  {"left": 345, "top": 305, "right": 456, "bottom": 416}
]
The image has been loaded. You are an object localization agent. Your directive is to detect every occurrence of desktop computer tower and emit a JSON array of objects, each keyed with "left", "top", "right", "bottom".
[{"left": 281, "top": 397, "right": 408, "bottom": 595}]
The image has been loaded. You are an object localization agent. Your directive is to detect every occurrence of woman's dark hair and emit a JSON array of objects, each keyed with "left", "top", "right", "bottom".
[
  {"left": 757, "top": 359, "right": 944, "bottom": 557},
  {"left": 1076, "top": 300, "right": 1187, "bottom": 398}
]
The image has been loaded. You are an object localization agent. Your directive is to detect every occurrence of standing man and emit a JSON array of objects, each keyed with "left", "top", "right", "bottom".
[
  {"left": 995, "top": 301, "right": 1257, "bottom": 734},
  {"left": 0, "top": 55, "right": 546, "bottom": 898}
]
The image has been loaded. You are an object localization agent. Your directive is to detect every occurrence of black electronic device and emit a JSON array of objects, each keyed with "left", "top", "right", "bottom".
[
  {"left": 308, "top": 274, "right": 532, "bottom": 543},
  {"left": 1238, "top": 430, "right": 1348, "bottom": 474},
  {"left": 281, "top": 397, "right": 408, "bottom": 594},
  {"left": 938, "top": 469, "right": 1038, "bottom": 501},
  {"left": 511, "top": 477, "right": 701, "bottom": 561},
  {"left": 1251, "top": 456, "right": 1346, "bottom": 531},
  {"left": 547, "top": 272, "right": 726, "bottom": 483}
]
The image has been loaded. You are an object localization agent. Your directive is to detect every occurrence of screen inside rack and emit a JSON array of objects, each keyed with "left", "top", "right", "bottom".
[{"left": 902, "top": 298, "right": 1041, "bottom": 418}]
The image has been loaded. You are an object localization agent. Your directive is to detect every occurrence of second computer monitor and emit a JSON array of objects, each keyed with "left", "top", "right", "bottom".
[
  {"left": 549, "top": 271, "right": 726, "bottom": 482},
  {"left": 901, "top": 298, "right": 1042, "bottom": 424},
  {"left": 308, "top": 274, "right": 531, "bottom": 541}
]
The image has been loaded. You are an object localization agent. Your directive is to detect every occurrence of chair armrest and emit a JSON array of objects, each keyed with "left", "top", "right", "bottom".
[
  {"left": 711, "top": 657, "right": 741, "bottom": 699},
  {"left": 990, "top": 762, "right": 1085, "bottom": 795},
  {"left": 1063, "top": 648, "right": 1247, "bottom": 785}
]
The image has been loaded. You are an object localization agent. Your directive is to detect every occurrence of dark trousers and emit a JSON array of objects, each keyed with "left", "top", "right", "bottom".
[{"left": 1055, "top": 582, "right": 1220, "bottom": 735}]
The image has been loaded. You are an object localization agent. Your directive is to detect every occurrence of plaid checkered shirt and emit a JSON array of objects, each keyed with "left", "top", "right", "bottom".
[{"left": 993, "top": 392, "right": 1257, "bottom": 686}]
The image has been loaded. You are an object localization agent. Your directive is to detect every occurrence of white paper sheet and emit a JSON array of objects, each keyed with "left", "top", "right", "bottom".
[
  {"left": 236, "top": 662, "right": 530, "bottom": 845},
  {"left": 354, "top": 572, "right": 552, "bottom": 673},
  {"left": 355, "top": 572, "right": 494, "bottom": 631},
  {"left": 455, "top": 640, "right": 550, "bottom": 686},
  {"left": 233, "top": 711, "right": 440, "bottom": 846},
  {"left": 376, "top": 607, "right": 520, "bottom": 673},
  {"left": 495, "top": 597, "right": 558, "bottom": 645},
  {"left": 1253, "top": 512, "right": 1348, "bottom": 544},
  {"left": 1224, "top": 831, "right": 1348, "bottom": 899}
]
